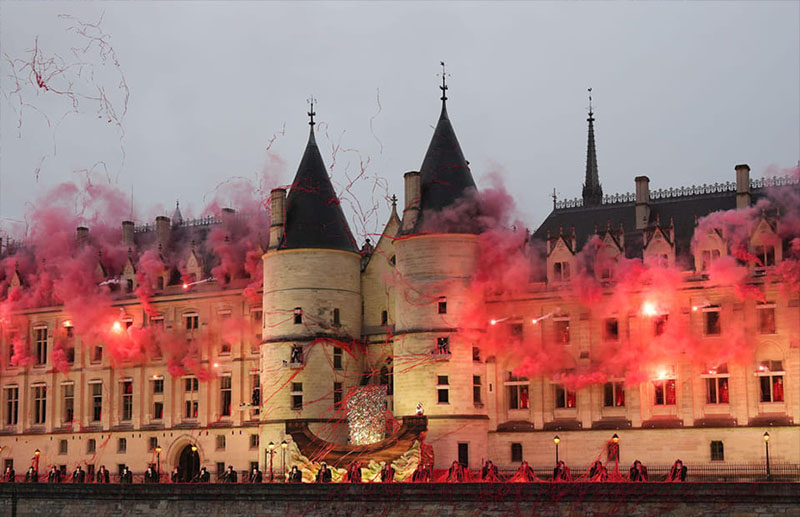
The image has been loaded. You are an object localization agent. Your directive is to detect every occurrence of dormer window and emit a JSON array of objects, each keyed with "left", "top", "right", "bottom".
[
  {"left": 753, "top": 245, "right": 775, "bottom": 268},
  {"left": 553, "top": 261, "right": 571, "bottom": 281},
  {"left": 702, "top": 249, "right": 721, "bottom": 271}
]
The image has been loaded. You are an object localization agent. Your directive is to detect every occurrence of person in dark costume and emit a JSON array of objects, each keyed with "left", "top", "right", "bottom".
[
  {"left": 667, "top": 459, "right": 687, "bottom": 482},
  {"left": 629, "top": 460, "right": 648, "bottom": 482},
  {"left": 96, "top": 465, "right": 110, "bottom": 484},
  {"left": 288, "top": 466, "right": 303, "bottom": 483},
  {"left": 3, "top": 466, "right": 15, "bottom": 483},
  {"left": 380, "top": 463, "right": 394, "bottom": 483},
  {"left": 553, "top": 461, "right": 572, "bottom": 481},
  {"left": 589, "top": 460, "right": 608, "bottom": 481},
  {"left": 316, "top": 463, "right": 332, "bottom": 483},
  {"left": 250, "top": 467, "right": 263, "bottom": 483}
]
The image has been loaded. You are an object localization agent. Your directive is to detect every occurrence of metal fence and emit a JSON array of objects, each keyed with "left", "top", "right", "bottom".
[{"left": 520, "top": 462, "right": 799, "bottom": 482}]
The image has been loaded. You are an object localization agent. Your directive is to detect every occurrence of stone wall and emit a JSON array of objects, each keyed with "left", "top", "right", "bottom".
[{"left": 0, "top": 482, "right": 797, "bottom": 517}]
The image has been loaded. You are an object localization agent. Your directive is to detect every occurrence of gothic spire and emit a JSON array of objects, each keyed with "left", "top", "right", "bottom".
[{"left": 582, "top": 88, "right": 603, "bottom": 207}]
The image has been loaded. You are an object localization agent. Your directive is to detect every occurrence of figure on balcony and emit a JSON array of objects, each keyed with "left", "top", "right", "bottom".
[{"left": 667, "top": 459, "right": 687, "bottom": 482}]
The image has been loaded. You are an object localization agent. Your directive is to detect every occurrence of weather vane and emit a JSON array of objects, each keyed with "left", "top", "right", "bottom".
[
  {"left": 438, "top": 61, "right": 449, "bottom": 101},
  {"left": 307, "top": 96, "right": 316, "bottom": 126},
  {"left": 588, "top": 87, "right": 593, "bottom": 115}
]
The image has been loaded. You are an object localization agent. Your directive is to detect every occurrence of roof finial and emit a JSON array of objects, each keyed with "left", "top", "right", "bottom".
[
  {"left": 588, "top": 87, "right": 593, "bottom": 117},
  {"left": 390, "top": 194, "right": 398, "bottom": 208},
  {"left": 551, "top": 187, "right": 557, "bottom": 209},
  {"left": 307, "top": 96, "right": 316, "bottom": 127},
  {"left": 438, "top": 61, "right": 449, "bottom": 102}
]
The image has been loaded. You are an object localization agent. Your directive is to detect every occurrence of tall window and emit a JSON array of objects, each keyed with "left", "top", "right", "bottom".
[
  {"left": 604, "top": 318, "right": 619, "bottom": 341},
  {"left": 59, "top": 439, "right": 68, "bottom": 455},
  {"left": 757, "top": 361, "right": 784, "bottom": 403},
  {"left": 704, "top": 364, "right": 730, "bottom": 404},
  {"left": 704, "top": 308, "right": 721, "bottom": 335},
  {"left": 293, "top": 308, "right": 302, "bottom": 325},
  {"left": 757, "top": 305, "right": 776, "bottom": 334},
  {"left": 472, "top": 376, "right": 482, "bottom": 405},
  {"left": 555, "top": 384, "right": 576, "bottom": 409},
  {"left": 250, "top": 308, "right": 262, "bottom": 354},
  {"left": 438, "top": 297, "right": 447, "bottom": 314},
  {"left": 218, "top": 310, "right": 232, "bottom": 355},
  {"left": 148, "top": 437, "right": 158, "bottom": 452},
  {"left": 91, "top": 382, "right": 103, "bottom": 422},
  {"left": 554, "top": 317, "right": 570, "bottom": 344},
  {"left": 333, "top": 347, "right": 343, "bottom": 370},
  {"left": 472, "top": 347, "right": 481, "bottom": 362},
  {"left": 184, "top": 377, "right": 199, "bottom": 419},
  {"left": 152, "top": 378, "right": 164, "bottom": 420},
  {"left": 333, "top": 382, "right": 343, "bottom": 406},
  {"left": 62, "top": 384, "right": 74, "bottom": 424},
  {"left": 506, "top": 373, "right": 530, "bottom": 410},
  {"left": 332, "top": 308, "right": 340, "bottom": 326},
  {"left": 91, "top": 345, "right": 103, "bottom": 364},
  {"left": 87, "top": 439, "right": 96, "bottom": 454},
  {"left": 220, "top": 376, "right": 232, "bottom": 417},
  {"left": 381, "top": 310, "right": 388, "bottom": 326},
  {"left": 216, "top": 435, "right": 226, "bottom": 450},
  {"left": 184, "top": 313, "right": 199, "bottom": 331},
  {"left": 654, "top": 368, "right": 677, "bottom": 406},
  {"left": 437, "top": 376, "right": 449, "bottom": 404},
  {"left": 4, "top": 387, "right": 19, "bottom": 426},
  {"left": 34, "top": 326, "right": 47, "bottom": 365},
  {"left": 553, "top": 261, "right": 571, "bottom": 281},
  {"left": 290, "top": 383, "right": 303, "bottom": 410},
  {"left": 604, "top": 382, "right": 625, "bottom": 407},
  {"left": 249, "top": 373, "right": 260, "bottom": 417},
  {"left": 63, "top": 324, "right": 75, "bottom": 364},
  {"left": 118, "top": 438, "right": 127, "bottom": 453},
  {"left": 121, "top": 381, "right": 133, "bottom": 421},
  {"left": 32, "top": 385, "right": 47, "bottom": 425}
]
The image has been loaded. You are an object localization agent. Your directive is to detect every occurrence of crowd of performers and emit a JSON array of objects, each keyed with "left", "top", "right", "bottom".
[{"left": 2, "top": 458, "right": 689, "bottom": 484}]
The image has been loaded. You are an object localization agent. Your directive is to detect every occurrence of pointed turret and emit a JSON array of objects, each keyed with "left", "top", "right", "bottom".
[
  {"left": 582, "top": 88, "right": 603, "bottom": 207},
  {"left": 172, "top": 201, "right": 184, "bottom": 226},
  {"left": 280, "top": 101, "right": 357, "bottom": 252},
  {"left": 416, "top": 63, "right": 477, "bottom": 225}
]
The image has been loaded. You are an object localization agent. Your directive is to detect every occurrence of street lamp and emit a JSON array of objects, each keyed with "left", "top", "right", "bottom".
[
  {"left": 190, "top": 444, "right": 197, "bottom": 482},
  {"left": 281, "top": 440, "right": 288, "bottom": 480},
  {"left": 763, "top": 432, "right": 771, "bottom": 481},
  {"left": 553, "top": 435, "right": 560, "bottom": 464},
  {"left": 155, "top": 445, "right": 162, "bottom": 482},
  {"left": 267, "top": 442, "right": 275, "bottom": 482}
]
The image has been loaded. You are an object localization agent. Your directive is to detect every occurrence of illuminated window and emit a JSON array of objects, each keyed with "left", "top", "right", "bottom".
[
  {"left": 757, "top": 304, "right": 776, "bottom": 334},
  {"left": 554, "top": 384, "right": 576, "bottom": 409},
  {"left": 506, "top": 373, "right": 529, "bottom": 410},
  {"left": 704, "top": 308, "right": 721, "bottom": 335},
  {"left": 703, "top": 364, "right": 730, "bottom": 404},
  {"left": 654, "top": 368, "right": 677, "bottom": 406},
  {"left": 757, "top": 361, "right": 784, "bottom": 403},
  {"left": 604, "top": 382, "right": 625, "bottom": 407},
  {"left": 219, "top": 311, "right": 232, "bottom": 355},
  {"left": 437, "top": 376, "right": 449, "bottom": 404}
]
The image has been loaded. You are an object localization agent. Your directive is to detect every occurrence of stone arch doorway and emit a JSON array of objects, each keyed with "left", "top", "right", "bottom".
[{"left": 177, "top": 444, "right": 200, "bottom": 482}]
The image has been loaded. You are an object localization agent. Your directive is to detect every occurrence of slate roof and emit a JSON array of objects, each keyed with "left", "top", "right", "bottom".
[{"left": 279, "top": 125, "right": 358, "bottom": 253}]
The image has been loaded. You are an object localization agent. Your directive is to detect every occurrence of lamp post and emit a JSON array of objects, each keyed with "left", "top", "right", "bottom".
[
  {"left": 267, "top": 442, "right": 275, "bottom": 482},
  {"left": 190, "top": 444, "right": 197, "bottom": 482},
  {"left": 553, "top": 436, "right": 560, "bottom": 464},
  {"left": 33, "top": 449, "right": 40, "bottom": 478},
  {"left": 155, "top": 445, "right": 162, "bottom": 482},
  {"left": 763, "top": 432, "right": 771, "bottom": 481},
  {"left": 281, "top": 440, "right": 288, "bottom": 481}
]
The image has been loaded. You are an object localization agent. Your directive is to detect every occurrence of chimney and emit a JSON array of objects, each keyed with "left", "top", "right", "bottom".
[
  {"left": 155, "top": 216, "right": 171, "bottom": 250},
  {"left": 221, "top": 207, "right": 236, "bottom": 226},
  {"left": 122, "top": 220, "right": 135, "bottom": 247},
  {"left": 76, "top": 226, "right": 89, "bottom": 247},
  {"left": 735, "top": 164, "right": 751, "bottom": 209},
  {"left": 401, "top": 171, "right": 421, "bottom": 232},
  {"left": 268, "top": 188, "right": 286, "bottom": 250},
  {"left": 634, "top": 176, "right": 650, "bottom": 230}
]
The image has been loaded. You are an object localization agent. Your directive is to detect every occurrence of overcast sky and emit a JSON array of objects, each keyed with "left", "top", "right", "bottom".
[{"left": 1, "top": 1, "right": 798, "bottom": 241}]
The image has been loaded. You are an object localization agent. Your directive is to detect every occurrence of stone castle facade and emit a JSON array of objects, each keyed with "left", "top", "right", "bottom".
[{"left": 0, "top": 89, "right": 798, "bottom": 481}]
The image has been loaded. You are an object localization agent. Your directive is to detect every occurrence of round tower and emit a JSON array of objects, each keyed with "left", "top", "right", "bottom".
[
  {"left": 260, "top": 109, "right": 362, "bottom": 466},
  {"left": 393, "top": 83, "right": 489, "bottom": 470}
]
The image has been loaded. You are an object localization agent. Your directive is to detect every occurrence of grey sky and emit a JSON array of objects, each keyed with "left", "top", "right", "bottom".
[{"left": 1, "top": 1, "right": 798, "bottom": 241}]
